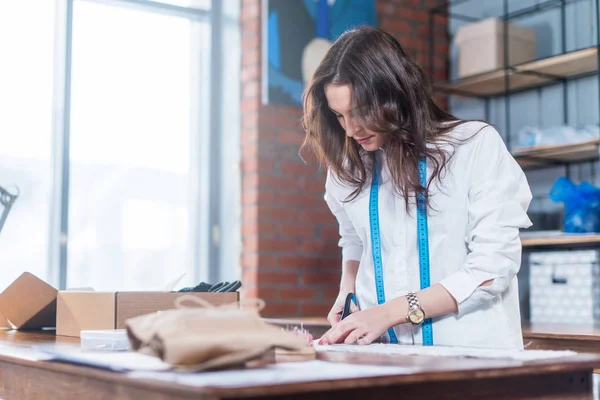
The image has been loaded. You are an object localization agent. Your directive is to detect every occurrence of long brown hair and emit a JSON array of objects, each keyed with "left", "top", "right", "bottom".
[{"left": 300, "top": 26, "right": 474, "bottom": 210}]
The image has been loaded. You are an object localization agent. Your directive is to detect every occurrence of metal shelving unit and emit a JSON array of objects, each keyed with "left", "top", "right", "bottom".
[
  {"left": 428, "top": 0, "right": 600, "bottom": 157},
  {"left": 435, "top": 47, "right": 599, "bottom": 98},
  {"left": 428, "top": 0, "right": 600, "bottom": 246}
]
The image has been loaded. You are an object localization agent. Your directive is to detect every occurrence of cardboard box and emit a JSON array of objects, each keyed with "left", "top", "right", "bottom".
[
  {"left": 455, "top": 18, "right": 536, "bottom": 78},
  {"left": 0, "top": 272, "right": 58, "bottom": 330},
  {"left": 57, "top": 291, "right": 240, "bottom": 337}
]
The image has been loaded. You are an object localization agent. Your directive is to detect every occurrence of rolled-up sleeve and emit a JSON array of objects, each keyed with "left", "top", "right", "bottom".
[
  {"left": 324, "top": 171, "right": 363, "bottom": 264},
  {"left": 439, "top": 126, "right": 533, "bottom": 315}
]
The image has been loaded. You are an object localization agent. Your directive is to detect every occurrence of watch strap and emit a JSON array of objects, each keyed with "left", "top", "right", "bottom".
[{"left": 407, "top": 292, "right": 420, "bottom": 310}]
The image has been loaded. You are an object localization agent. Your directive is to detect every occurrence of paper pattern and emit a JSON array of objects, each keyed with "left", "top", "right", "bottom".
[
  {"left": 312, "top": 342, "right": 577, "bottom": 361},
  {"left": 128, "top": 359, "right": 415, "bottom": 387}
]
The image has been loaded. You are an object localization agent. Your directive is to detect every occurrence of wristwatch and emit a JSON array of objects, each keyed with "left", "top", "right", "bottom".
[{"left": 406, "top": 292, "right": 425, "bottom": 325}]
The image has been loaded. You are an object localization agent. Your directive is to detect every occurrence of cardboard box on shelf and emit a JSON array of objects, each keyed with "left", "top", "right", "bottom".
[
  {"left": 455, "top": 17, "right": 536, "bottom": 78},
  {"left": 56, "top": 291, "right": 240, "bottom": 337},
  {"left": 0, "top": 272, "right": 58, "bottom": 330}
]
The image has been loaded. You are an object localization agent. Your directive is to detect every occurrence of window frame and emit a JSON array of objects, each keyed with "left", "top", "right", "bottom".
[{"left": 47, "top": 0, "right": 240, "bottom": 289}]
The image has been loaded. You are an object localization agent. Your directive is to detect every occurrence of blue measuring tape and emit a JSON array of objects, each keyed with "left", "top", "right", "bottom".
[
  {"left": 417, "top": 157, "right": 433, "bottom": 346},
  {"left": 369, "top": 154, "right": 433, "bottom": 346}
]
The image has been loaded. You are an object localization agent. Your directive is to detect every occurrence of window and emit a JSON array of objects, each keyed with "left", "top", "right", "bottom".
[
  {"left": 67, "top": 1, "right": 202, "bottom": 290},
  {"left": 0, "top": 1, "right": 56, "bottom": 291},
  {"left": 0, "top": 0, "right": 240, "bottom": 292}
]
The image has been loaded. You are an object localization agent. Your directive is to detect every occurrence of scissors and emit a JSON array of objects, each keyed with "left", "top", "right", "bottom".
[{"left": 341, "top": 292, "right": 357, "bottom": 320}]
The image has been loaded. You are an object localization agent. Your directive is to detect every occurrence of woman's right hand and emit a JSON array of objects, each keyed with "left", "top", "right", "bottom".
[{"left": 327, "top": 291, "right": 359, "bottom": 326}]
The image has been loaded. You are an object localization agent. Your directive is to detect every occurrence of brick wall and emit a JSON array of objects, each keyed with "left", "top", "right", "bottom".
[{"left": 240, "top": 0, "right": 449, "bottom": 317}]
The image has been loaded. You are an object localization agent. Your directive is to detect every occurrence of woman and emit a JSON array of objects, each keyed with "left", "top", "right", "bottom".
[{"left": 300, "top": 26, "right": 532, "bottom": 349}]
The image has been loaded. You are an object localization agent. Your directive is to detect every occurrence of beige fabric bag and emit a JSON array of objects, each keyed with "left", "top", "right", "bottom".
[{"left": 125, "top": 296, "right": 309, "bottom": 371}]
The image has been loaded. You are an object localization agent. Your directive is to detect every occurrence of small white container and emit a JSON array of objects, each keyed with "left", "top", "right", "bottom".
[
  {"left": 454, "top": 17, "right": 537, "bottom": 77},
  {"left": 80, "top": 329, "right": 130, "bottom": 351}
]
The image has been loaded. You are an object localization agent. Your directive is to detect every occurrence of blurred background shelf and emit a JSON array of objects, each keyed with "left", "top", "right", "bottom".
[
  {"left": 435, "top": 47, "right": 599, "bottom": 98},
  {"left": 512, "top": 139, "right": 600, "bottom": 168},
  {"left": 521, "top": 231, "right": 600, "bottom": 249}
]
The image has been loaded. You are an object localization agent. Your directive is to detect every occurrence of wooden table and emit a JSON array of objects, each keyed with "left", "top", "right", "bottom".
[
  {"left": 523, "top": 322, "right": 600, "bottom": 354},
  {"left": 1, "top": 330, "right": 600, "bottom": 399}
]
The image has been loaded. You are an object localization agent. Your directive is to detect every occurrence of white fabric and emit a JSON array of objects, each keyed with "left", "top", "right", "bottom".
[{"left": 324, "top": 121, "right": 533, "bottom": 350}]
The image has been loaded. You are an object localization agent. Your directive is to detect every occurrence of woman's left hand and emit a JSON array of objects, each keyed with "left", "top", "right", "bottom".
[{"left": 317, "top": 303, "right": 395, "bottom": 345}]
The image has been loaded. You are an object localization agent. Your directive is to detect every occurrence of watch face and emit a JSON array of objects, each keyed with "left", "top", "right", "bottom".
[{"left": 409, "top": 309, "right": 425, "bottom": 324}]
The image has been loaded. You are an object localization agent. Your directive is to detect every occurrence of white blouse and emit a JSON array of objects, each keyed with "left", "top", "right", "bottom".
[{"left": 324, "top": 121, "right": 533, "bottom": 349}]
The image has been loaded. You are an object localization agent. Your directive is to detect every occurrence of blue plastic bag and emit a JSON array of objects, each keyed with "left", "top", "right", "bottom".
[{"left": 549, "top": 177, "right": 600, "bottom": 233}]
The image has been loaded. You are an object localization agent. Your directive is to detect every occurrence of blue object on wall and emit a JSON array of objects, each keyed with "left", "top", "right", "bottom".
[{"left": 264, "top": 0, "right": 376, "bottom": 107}]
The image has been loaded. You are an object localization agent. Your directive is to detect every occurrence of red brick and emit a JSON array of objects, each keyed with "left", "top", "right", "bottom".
[
  {"left": 257, "top": 129, "right": 278, "bottom": 142},
  {"left": 258, "top": 286, "right": 278, "bottom": 301},
  {"left": 382, "top": 19, "right": 414, "bottom": 34},
  {"left": 278, "top": 129, "right": 305, "bottom": 146},
  {"left": 242, "top": 49, "right": 260, "bottom": 67},
  {"left": 301, "top": 240, "right": 340, "bottom": 255},
  {"left": 263, "top": 302, "right": 299, "bottom": 317},
  {"left": 401, "top": 36, "right": 427, "bottom": 51},
  {"left": 242, "top": 173, "right": 259, "bottom": 188},
  {"left": 276, "top": 192, "right": 321, "bottom": 208},
  {"left": 242, "top": 204, "right": 258, "bottom": 221},
  {"left": 242, "top": 18, "right": 261, "bottom": 37},
  {"left": 259, "top": 237, "right": 299, "bottom": 252},
  {"left": 242, "top": 35, "right": 260, "bottom": 51},
  {"left": 297, "top": 209, "right": 334, "bottom": 223},
  {"left": 260, "top": 175, "right": 300, "bottom": 190},
  {"left": 243, "top": 81, "right": 260, "bottom": 98},
  {"left": 242, "top": 253, "right": 277, "bottom": 269},
  {"left": 303, "top": 271, "right": 340, "bottom": 285},
  {"left": 269, "top": 104, "right": 302, "bottom": 117},
  {"left": 322, "top": 225, "right": 340, "bottom": 239},
  {"left": 241, "top": 127, "right": 258, "bottom": 143},
  {"left": 277, "top": 287, "right": 318, "bottom": 301},
  {"left": 242, "top": 0, "right": 259, "bottom": 6},
  {"left": 241, "top": 284, "right": 277, "bottom": 301},
  {"left": 300, "top": 179, "right": 326, "bottom": 194},
  {"left": 242, "top": 158, "right": 276, "bottom": 175},
  {"left": 241, "top": 220, "right": 277, "bottom": 236},
  {"left": 397, "top": 6, "right": 429, "bottom": 23},
  {"left": 321, "top": 285, "right": 342, "bottom": 302},
  {"left": 241, "top": 65, "right": 260, "bottom": 83},
  {"left": 245, "top": 236, "right": 298, "bottom": 253},
  {"left": 257, "top": 205, "right": 296, "bottom": 222},
  {"left": 280, "top": 161, "right": 308, "bottom": 175},
  {"left": 243, "top": 236, "right": 260, "bottom": 252},
  {"left": 278, "top": 256, "right": 339, "bottom": 269},
  {"left": 241, "top": 99, "right": 259, "bottom": 114},
  {"left": 300, "top": 302, "right": 330, "bottom": 317},
  {"left": 241, "top": 267, "right": 259, "bottom": 287},
  {"left": 435, "top": 41, "right": 450, "bottom": 55},
  {"left": 242, "top": 110, "right": 259, "bottom": 129},
  {"left": 241, "top": 0, "right": 260, "bottom": 21},
  {"left": 241, "top": 285, "right": 259, "bottom": 299},
  {"left": 242, "top": 143, "right": 259, "bottom": 159},
  {"left": 258, "top": 270, "right": 299, "bottom": 284},
  {"left": 259, "top": 111, "right": 299, "bottom": 129},
  {"left": 241, "top": 188, "right": 256, "bottom": 205},
  {"left": 278, "top": 223, "right": 316, "bottom": 238}
]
